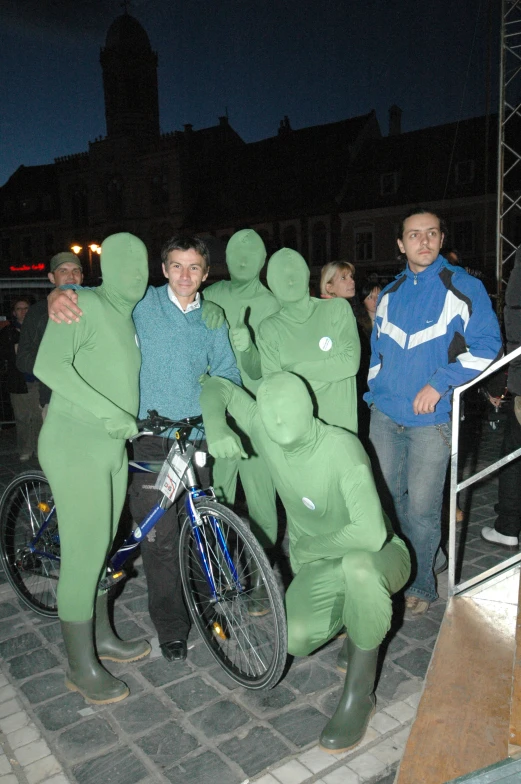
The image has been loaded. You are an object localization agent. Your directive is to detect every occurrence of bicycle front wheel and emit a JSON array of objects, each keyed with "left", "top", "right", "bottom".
[
  {"left": 179, "top": 501, "right": 287, "bottom": 689},
  {"left": 0, "top": 472, "right": 60, "bottom": 617}
]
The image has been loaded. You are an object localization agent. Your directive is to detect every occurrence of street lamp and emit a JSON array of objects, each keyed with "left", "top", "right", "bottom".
[
  {"left": 88, "top": 243, "right": 101, "bottom": 273},
  {"left": 70, "top": 243, "right": 101, "bottom": 275}
]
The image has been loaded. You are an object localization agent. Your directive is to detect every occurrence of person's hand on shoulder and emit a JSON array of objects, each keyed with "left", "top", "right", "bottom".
[
  {"left": 48, "top": 288, "right": 83, "bottom": 324},
  {"left": 201, "top": 300, "right": 225, "bottom": 330}
]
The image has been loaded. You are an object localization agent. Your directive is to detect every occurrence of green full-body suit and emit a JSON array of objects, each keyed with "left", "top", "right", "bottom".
[
  {"left": 203, "top": 230, "right": 280, "bottom": 547},
  {"left": 200, "top": 372, "right": 410, "bottom": 750},
  {"left": 34, "top": 233, "right": 150, "bottom": 704},
  {"left": 259, "top": 248, "right": 360, "bottom": 434}
]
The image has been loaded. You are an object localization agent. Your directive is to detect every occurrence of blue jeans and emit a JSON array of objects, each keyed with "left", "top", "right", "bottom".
[{"left": 369, "top": 406, "right": 451, "bottom": 603}]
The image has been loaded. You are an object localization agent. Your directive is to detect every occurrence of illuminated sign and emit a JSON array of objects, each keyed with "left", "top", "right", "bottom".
[{"left": 9, "top": 264, "right": 45, "bottom": 272}]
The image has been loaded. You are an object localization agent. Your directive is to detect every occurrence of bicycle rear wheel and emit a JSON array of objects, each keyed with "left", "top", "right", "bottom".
[
  {"left": 0, "top": 472, "right": 60, "bottom": 617},
  {"left": 179, "top": 501, "right": 287, "bottom": 689}
]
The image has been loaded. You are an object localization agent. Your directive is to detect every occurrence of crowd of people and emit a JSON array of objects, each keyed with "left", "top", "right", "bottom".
[{"left": 1, "top": 206, "right": 506, "bottom": 754}]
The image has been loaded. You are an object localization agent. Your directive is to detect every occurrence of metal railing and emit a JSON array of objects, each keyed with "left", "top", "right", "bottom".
[{"left": 448, "top": 344, "right": 521, "bottom": 596}]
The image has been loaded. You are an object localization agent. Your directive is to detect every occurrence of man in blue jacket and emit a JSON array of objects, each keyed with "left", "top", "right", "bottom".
[{"left": 365, "top": 208, "right": 502, "bottom": 617}]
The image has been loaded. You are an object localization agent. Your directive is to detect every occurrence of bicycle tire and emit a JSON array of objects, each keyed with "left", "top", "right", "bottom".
[
  {"left": 0, "top": 471, "right": 60, "bottom": 617},
  {"left": 179, "top": 501, "right": 287, "bottom": 689}
]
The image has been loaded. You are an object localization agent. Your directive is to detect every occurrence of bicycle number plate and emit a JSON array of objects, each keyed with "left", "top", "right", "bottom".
[{"left": 155, "top": 451, "right": 189, "bottom": 501}]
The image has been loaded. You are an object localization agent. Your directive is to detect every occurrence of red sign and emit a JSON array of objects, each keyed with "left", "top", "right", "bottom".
[{"left": 9, "top": 263, "right": 45, "bottom": 272}]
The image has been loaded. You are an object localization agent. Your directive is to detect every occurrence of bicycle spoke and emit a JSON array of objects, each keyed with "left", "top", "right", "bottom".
[
  {"left": 179, "top": 501, "right": 287, "bottom": 689},
  {"left": 0, "top": 474, "right": 60, "bottom": 616}
]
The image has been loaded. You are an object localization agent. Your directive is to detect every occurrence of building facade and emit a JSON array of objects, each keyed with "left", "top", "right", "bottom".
[{"left": 1, "top": 11, "right": 519, "bottom": 291}]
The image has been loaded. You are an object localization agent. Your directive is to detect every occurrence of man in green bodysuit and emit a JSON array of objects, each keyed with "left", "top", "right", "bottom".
[
  {"left": 203, "top": 229, "right": 279, "bottom": 550},
  {"left": 200, "top": 372, "right": 410, "bottom": 752},
  {"left": 34, "top": 233, "right": 151, "bottom": 705},
  {"left": 258, "top": 248, "right": 360, "bottom": 433}
]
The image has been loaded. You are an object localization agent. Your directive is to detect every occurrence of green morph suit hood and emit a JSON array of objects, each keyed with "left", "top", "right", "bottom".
[
  {"left": 100, "top": 233, "right": 148, "bottom": 314},
  {"left": 256, "top": 371, "right": 319, "bottom": 455},
  {"left": 267, "top": 248, "right": 312, "bottom": 320},
  {"left": 226, "top": 229, "right": 266, "bottom": 283}
]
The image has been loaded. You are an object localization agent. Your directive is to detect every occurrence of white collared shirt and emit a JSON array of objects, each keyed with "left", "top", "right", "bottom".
[{"left": 167, "top": 287, "right": 201, "bottom": 313}]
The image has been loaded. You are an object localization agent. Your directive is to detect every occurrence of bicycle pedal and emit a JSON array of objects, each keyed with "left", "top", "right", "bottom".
[{"left": 99, "top": 570, "right": 127, "bottom": 590}]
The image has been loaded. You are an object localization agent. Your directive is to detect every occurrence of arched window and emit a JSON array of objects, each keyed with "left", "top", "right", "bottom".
[
  {"left": 282, "top": 225, "right": 298, "bottom": 250},
  {"left": 106, "top": 178, "right": 123, "bottom": 219},
  {"left": 312, "top": 222, "right": 327, "bottom": 265},
  {"left": 151, "top": 173, "right": 169, "bottom": 214},
  {"left": 71, "top": 186, "right": 88, "bottom": 226}
]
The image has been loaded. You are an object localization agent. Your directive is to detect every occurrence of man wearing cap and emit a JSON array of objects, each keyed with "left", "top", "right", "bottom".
[{"left": 17, "top": 252, "right": 84, "bottom": 420}]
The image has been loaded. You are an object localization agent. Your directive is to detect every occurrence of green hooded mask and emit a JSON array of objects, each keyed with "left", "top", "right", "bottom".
[{"left": 259, "top": 247, "right": 361, "bottom": 433}]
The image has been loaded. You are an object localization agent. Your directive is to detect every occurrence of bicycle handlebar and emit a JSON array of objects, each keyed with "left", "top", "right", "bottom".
[{"left": 135, "top": 410, "right": 204, "bottom": 437}]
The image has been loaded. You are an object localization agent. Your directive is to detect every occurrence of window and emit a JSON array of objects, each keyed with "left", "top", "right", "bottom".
[
  {"left": 71, "top": 186, "right": 88, "bottom": 225},
  {"left": 311, "top": 222, "right": 327, "bottom": 265},
  {"left": 44, "top": 233, "right": 54, "bottom": 257},
  {"left": 282, "top": 225, "right": 298, "bottom": 250},
  {"left": 20, "top": 198, "right": 36, "bottom": 214},
  {"left": 1, "top": 237, "right": 11, "bottom": 260},
  {"left": 22, "top": 236, "right": 33, "bottom": 259},
  {"left": 151, "top": 173, "right": 169, "bottom": 212},
  {"left": 452, "top": 220, "right": 474, "bottom": 255},
  {"left": 380, "top": 172, "right": 398, "bottom": 195},
  {"left": 42, "top": 193, "right": 54, "bottom": 212},
  {"left": 355, "top": 228, "right": 374, "bottom": 262},
  {"left": 106, "top": 178, "right": 123, "bottom": 219},
  {"left": 455, "top": 160, "right": 475, "bottom": 186}
]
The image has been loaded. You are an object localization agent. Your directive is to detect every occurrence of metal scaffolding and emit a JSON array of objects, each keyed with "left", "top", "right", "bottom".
[{"left": 496, "top": 0, "right": 521, "bottom": 298}]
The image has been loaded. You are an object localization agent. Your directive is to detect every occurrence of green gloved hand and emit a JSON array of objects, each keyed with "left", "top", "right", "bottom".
[
  {"left": 103, "top": 411, "right": 138, "bottom": 440},
  {"left": 207, "top": 426, "right": 248, "bottom": 460},
  {"left": 230, "top": 306, "right": 252, "bottom": 353},
  {"left": 201, "top": 300, "right": 225, "bottom": 330}
]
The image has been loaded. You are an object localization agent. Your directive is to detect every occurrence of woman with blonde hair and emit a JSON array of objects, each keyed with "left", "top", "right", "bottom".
[{"left": 320, "top": 261, "right": 355, "bottom": 299}]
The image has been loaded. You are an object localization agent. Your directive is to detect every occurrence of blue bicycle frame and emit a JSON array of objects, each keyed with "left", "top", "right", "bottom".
[{"left": 23, "top": 431, "right": 243, "bottom": 601}]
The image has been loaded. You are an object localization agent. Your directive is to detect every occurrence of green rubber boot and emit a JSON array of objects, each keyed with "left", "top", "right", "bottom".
[
  {"left": 336, "top": 637, "right": 349, "bottom": 673},
  {"left": 60, "top": 620, "right": 130, "bottom": 705},
  {"left": 319, "top": 639, "right": 378, "bottom": 753},
  {"left": 95, "top": 593, "right": 151, "bottom": 663},
  {"left": 247, "top": 559, "right": 270, "bottom": 617}
]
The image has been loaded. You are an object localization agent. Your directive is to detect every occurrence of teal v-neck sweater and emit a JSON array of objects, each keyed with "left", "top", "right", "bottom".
[{"left": 133, "top": 284, "right": 241, "bottom": 422}]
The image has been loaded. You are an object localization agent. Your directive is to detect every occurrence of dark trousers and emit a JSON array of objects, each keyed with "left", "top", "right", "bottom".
[
  {"left": 494, "top": 400, "right": 521, "bottom": 537},
  {"left": 128, "top": 436, "right": 210, "bottom": 644}
]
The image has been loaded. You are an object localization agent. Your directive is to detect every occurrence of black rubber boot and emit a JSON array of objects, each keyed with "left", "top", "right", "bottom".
[
  {"left": 247, "top": 559, "right": 270, "bottom": 617},
  {"left": 336, "top": 637, "right": 349, "bottom": 673},
  {"left": 95, "top": 593, "right": 151, "bottom": 663},
  {"left": 319, "top": 638, "right": 378, "bottom": 753},
  {"left": 60, "top": 620, "right": 130, "bottom": 705}
]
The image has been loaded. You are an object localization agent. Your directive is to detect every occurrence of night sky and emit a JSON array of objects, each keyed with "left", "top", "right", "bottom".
[{"left": 1, "top": 0, "right": 498, "bottom": 187}]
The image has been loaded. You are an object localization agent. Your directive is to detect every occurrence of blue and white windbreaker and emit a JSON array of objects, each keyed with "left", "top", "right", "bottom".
[{"left": 364, "top": 255, "right": 502, "bottom": 427}]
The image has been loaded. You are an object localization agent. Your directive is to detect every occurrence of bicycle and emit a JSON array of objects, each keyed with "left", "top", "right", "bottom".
[{"left": 0, "top": 411, "right": 287, "bottom": 690}]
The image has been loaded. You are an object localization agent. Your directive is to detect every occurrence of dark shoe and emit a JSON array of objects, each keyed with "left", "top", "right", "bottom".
[
  {"left": 336, "top": 637, "right": 348, "bottom": 673},
  {"left": 94, "top": 593, "right": 151, "bottom": 663},
  {"left": 160, "top": 640, "right": 187, "bottom": 662},
  {"left": 61, "top": 620, "right": 129, "bottom": 705},
  {"left": 319, "top": 639, "right": 378, "bottom": 753}
]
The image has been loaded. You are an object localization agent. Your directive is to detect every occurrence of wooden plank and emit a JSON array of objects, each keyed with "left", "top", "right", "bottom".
[
  {"left": 508, "top": 574, "right": 521, "bottom": 747},
  {"left": 396, "top": 595, "right": 517, "bottom": 784}
]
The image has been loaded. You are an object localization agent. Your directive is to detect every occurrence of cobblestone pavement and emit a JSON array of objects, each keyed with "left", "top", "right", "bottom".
[{"left": 0, "top": 410, "right": 513, "bottom": 784}]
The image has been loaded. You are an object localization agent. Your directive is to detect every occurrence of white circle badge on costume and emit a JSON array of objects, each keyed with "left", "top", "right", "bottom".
[
  {"left": 319, "top": 336, "right": 332, "bottom": 352},
  {"left": 302, "top": 497, "right": 316, "bottom": 510}
]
